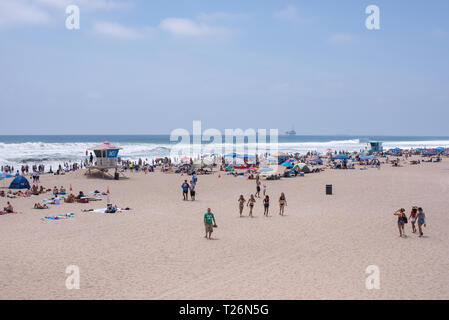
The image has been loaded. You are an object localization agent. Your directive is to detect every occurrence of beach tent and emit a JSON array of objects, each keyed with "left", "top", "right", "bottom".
[
  {"left": 9, "top": 176, "right": 30, "bottom": 189},
  {"left": 294, "top": 163, "right": 310, "bottom": 173},
  {"left": 332, "top": 154, "right": 350, "bottom": 160}
]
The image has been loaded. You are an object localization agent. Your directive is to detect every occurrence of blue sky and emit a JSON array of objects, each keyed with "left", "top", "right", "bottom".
[{"left": 0, "top": 0, "right": 448, "bottom": 135}]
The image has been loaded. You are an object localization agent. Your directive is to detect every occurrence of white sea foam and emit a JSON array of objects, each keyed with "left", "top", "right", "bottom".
[{"left": 1, "top": 139, "right": 449, "bottom": 168}]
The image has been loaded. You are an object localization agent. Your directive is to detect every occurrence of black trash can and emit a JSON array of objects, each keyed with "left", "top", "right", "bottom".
[
  {"left": 326, "top": 184, "right": 332, "bottom": 195},
  {"left": 114, "top": 172, "right": 119, "bottom": 180}
]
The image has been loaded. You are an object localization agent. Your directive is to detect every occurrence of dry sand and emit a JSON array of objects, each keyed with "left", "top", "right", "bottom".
[{"left": 1, "top": 159, "right": 449, "bottom": 299}]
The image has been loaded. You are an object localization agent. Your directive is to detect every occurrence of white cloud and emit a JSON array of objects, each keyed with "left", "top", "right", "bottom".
[
  {"left": 274, "top": 5, "right": 299, "bottom": 22},
  {"left": 0, "top": 0, "right": 51, "bottom": 27},
  {"left": 328, "top": 33, "right": 354, "bottom": 44},
  {"left": 158, "top": 18, "right": 230, "bottom": 37},
  {"left": 92, "top": 21, "right": 143, "bottom": 39}
]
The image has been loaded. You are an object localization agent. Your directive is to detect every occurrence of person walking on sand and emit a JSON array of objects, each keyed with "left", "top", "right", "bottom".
[
  {"left": 409, "top": 206, "right": 418, "bottom": 233},
  {"left": 204, "top": 208, "right": 217, "bottom": 240},
  {"left": 247, "top": 194, "right": 256, "bottom": 217},
  {"left": 263, "top": 195, "right": 270, "bottom": 216},
  {"left": 256, "top": 179, "right": 261, "bottom": 198},
  {"left": 181, "top": 180, "right": 190, "bottom": 201},
  {"left": 394, "top": 208, "right": 407, "bottom": 237},
  {"left": 263, "top": 184, "right": 267, "bottom": 196},
  {"left": 279, "top": 193, "right": 287, "bottom": 216},
  {"left": 238, "top": 195, "right": 246, "bottom": 217},
  {"left": 190, "top": 180, "right": 196, "bottom": 201},
  {"left": 416, "top": 207, "right": 427, "bottom": 237}
]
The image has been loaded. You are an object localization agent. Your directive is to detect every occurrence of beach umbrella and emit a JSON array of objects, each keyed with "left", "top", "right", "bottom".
[
  {"left": 310, "top": 158, "right": 323, "bottom": 164},
  {"left": 332, "top": 154, "right": 350, "bottom": 160},
  {"left": 281, "top": 162, "right": 294, "bottom": 167},
  {"left": 434, "top": 147, "right": 445, "bottom": 152},
  {"left": 225, "top": 152, "right": 239, "bottom": 157},
  {"left": 390, "top": 148, "right": 402, "bottom": 152},
  {"left": 360, "top": 155, "right": 369, "bottom": 161},
  {"left": 368, "top": 155, "right": 377, "bottom": 159},
  {"left": 181, "top": 156, "right": 190, "bottom": 162}
]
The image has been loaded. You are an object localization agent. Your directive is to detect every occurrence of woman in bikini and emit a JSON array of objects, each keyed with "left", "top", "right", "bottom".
[
  {"left": 263, "top": 195, "right": 270, "bottom": 217},
  {"left": 394, "top": 208, "right": 407, "bottom": 237},
  {"left": 247, "top": 194, "right": 256, "bottom": 217},
  {"left": 238, "top": 195, "right": 246, "bottom": 217},
  {"left": 409, "top": 206, "right": 418, "bottom": 233},
  {"left": 279, "top": 193, "right": 287, "bottom": 215}
]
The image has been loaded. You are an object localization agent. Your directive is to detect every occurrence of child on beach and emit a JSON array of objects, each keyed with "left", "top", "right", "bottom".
[
  {"left": 394, "top": 208, "right": 407, "bottom": 237},
  {"left": 263, "top": 184, "right": 267, "bottom": 196},
  {"left": 417, "top": 207, "right": 427, "bottom": 237},
  {"left": 279, "top": 193, "right": 287, "bottom": 216},
  {"left": 247, "top": 194, "right": 256, "bottom": 217},
  {"left": 238, "top": 195, "right": 246, "bottom": 217},
  {"left": 181, "top": 180, "right": 189, "bottom": 201},
  {"left": 263, "top": 195, "right": 270, "bottom": 217}
]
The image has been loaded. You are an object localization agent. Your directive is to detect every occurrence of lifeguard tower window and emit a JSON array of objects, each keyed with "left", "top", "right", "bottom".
[{"left": 94, "top": 150, "right": 102, "bottom": 157}]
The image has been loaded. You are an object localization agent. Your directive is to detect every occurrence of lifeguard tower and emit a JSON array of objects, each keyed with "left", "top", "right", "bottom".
[
  {"left": 369, "top": 141, "right": 383, "bottom": 153},
  {"left": 86, "top": 141, "right": 123, "bottom": 179}
]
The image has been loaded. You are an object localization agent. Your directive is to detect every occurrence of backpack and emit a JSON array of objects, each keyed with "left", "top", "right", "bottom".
[{"left": 402, "top": 214, "right": 408, "bottom": 224}]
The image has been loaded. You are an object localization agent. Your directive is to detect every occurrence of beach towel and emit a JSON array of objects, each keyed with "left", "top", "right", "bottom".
[
  {"left": 84, "top": 208, "right": 131, "bottom": 213},
  {"left": 43, "top": 213, "right": 75, "bottom": 220},
  {"left": 0, "top": 211, "right": 22, "bottom": 215}
]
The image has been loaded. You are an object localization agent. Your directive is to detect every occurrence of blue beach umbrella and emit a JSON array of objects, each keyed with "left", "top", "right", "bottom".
[
  {"left": 310, "top": 158, "right": 323, "bottom": 164},
  {"left": 332, "top": 154, "right": 350, "bottom": 160},
  {"left": 281, "top": 162, "right": 294, "bottom": 167},
  {"left": 225, "top": 152, "right": 239, "bottom": 158}
]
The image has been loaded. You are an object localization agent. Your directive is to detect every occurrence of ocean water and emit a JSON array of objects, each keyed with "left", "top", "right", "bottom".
[{"left": 1, "top": 135, "right": 449, "bottom": 168}]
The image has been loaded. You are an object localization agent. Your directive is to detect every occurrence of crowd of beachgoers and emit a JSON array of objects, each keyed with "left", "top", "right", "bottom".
[{"left": 1, "top": 147, "right": 444, "bottom": 237}]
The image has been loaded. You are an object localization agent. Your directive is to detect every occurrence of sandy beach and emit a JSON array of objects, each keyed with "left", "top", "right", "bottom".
[{"left": 1, "top": 158, "right": 448, "bottom": 300}]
